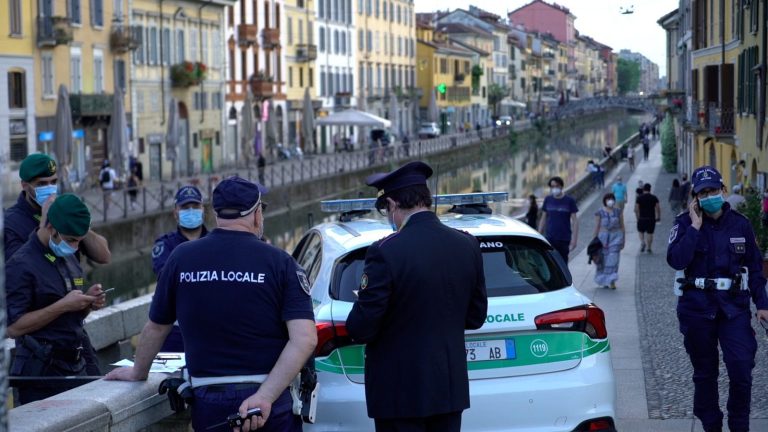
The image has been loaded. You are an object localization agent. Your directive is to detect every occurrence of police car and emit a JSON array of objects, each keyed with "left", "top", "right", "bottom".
[{"left": 293, "top": 192, "right": 616, "bottom": 432}]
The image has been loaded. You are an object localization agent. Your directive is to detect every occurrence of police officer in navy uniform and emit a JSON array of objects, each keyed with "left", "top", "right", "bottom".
[
  {"left": 6, "top": 194, "right": 107, "bottom": 404},
  {"left": 151, "top": 185, "right": 209, "bottom": 352},
  {"left": 106, "top": 176, "right": 316, "bottom": 432},
  {"left": 667, "top": 166, "right": 768, "bottom": 432},
  {"left": 4, "top": 153, "right": 111, "bottom": 264},
  {"left": 346, "top": 161, "right": 488, "bottom": 432}
]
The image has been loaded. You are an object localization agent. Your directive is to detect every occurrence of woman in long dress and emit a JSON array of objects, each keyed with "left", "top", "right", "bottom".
[{"left": 592, "top": 193, "right": 625, "bottom": 289}]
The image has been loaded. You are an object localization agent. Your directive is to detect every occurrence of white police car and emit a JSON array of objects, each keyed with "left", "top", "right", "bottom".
[{"left": 293, "top": 193, "right": 616, "bottom": 432}]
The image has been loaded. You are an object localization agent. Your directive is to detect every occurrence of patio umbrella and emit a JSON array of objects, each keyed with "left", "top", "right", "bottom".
[
  {"left": 315, "top": 109, "right": 391, "bottom": 127},
  {"left": 389, "top": 92, "right": 399, "bottom": 138},
  {"left": 166, "top": 98, "right": 179, "bottom": 179},
  {"left": 302, "top": 87, "right": 315, "bottom": 153},
  {"left": 427, "top": 88, "right": 439, "bottom": 123},
  {"left": 241, "top": 90, "right": 256, "bottom": 165},
  {"left": 266, "top": 102, "right": 279, "bottom": 152},
  {"left": 107, "top": 83, "right": 128, "bottom": 178},
  {"left": 53, "top": 84, "right": 73, "bottom": 191}
]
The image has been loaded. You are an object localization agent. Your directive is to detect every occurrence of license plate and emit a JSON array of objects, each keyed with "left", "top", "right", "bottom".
[{"left": 465, "top": 339, "right": 516, "bottom": 362}]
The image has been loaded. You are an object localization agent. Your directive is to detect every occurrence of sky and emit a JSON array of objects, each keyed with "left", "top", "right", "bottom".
[{"left": 416, "top": 0, "right": 672, "bottom": 78}]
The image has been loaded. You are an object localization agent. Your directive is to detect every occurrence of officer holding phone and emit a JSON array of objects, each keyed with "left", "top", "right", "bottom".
[{"left": 667, "top": 166, "right": 768, "bottom": 432}]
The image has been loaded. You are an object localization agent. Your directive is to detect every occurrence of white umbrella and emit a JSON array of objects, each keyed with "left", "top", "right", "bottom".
[
  {"left": 166, "top": 98, "right": 179, "bottom": 179},
  {"left": 427, "top": 88, "right": 439, "bottom": 123},
  {"left": 389, "top": 93, "right": 399, "bottom": 137},
  {"left": 241, "top": 90, "right": 256, "bottom": 165},
  {"left": 54, "top": 84, "right": 73, "bottom": 191},
  {"left": 302, "top": 87, "right": 315, "bottom": 153},
  {"left": 108, "top": 82, "right": 128, "bottom": 177},
  {"left": 316, "top": 109, "right": 391, "bottom": 128}
]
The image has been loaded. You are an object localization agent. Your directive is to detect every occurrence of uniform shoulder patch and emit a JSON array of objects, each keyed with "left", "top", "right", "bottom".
[
  {"left": 360, "top": 273, "right": 368, "bottom": 290},
  {"left": 668, "top": 224, "right": 679, "bottom": 244},
  {"left": 296, "top": 270, "right": 311, "bottom": 295},
  {"left": 152, "top": 241, "right": 165, "bottom": 258}
]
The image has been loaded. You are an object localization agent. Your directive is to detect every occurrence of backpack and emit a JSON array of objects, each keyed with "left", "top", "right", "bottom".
[{"left": 100, "top": 169, "right": 111, "bottom": 184}]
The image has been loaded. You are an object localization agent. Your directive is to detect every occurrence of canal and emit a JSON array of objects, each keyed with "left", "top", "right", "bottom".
[{"left": 90, "top": 111, "right": 648, "bottom": 304}]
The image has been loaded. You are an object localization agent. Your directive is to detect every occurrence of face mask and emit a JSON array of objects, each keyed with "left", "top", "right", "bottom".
[
  {"left": 699, "top": 194, "right": 725, "bottom": 214},
  {"left": 606, "top": 200, "right": 615, "bottom": 207},
  {"left": 179, "top": 208, "right": 204, "bottom": 229},
  {"left": 49, "top": 235, "right": 78, "bottom": 257},
  {"left": 551, "top": 187, "right": 562, "bottom": 196},
  {"left": 34, "top": 184, "right": 58, "bottom": 207}
]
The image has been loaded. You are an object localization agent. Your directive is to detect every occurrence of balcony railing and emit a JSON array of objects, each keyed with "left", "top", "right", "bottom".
[
  {"left": 334, "top": 92, "right": 352, "bottom": 107},
  {"left": 250, "top": 76, "right": 274, "bottom": 99},
  {"left": 296, "top": 44, "right": 317, "bottom": 62},
  {"left": 262, "top": 28, "right": 280, "bottom": 49},
  {"left": 238, "top": 24, "right": 258, "bottom": 47},
  {"left": 37, "top": 16, "right": 73, "bottom": 47},
  {"left": 70, "top": 94, "right": 114, "bottom": 118},
  {"left": 708, "top": 103, "right": 735, "bottom": 136},
  {"left": 110, "top": 26, "right": 139, "bottom": 53}
]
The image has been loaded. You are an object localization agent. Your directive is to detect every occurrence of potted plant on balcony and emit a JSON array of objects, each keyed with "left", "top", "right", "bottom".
[{"left": 170, "top": 61, "right": 207, "bottom": 87}]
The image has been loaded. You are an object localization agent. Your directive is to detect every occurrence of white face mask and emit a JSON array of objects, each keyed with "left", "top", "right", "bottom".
[
  {"left": 606, "top": 200, "right": 615, "bottom": 207},
  {"left": 551, "top": 187, "right": 562, "bottom": 196}
]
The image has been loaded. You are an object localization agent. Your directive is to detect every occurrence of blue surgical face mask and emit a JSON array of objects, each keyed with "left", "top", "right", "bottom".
[
  {"left": 34, "top": 184, "right": 58, "bottom": 207},
  {"left": 179, "top": 208, "right": 204, "bottom": 229},
  {"left": 699, "top": 193, "right": 725, "bottom": 214},
  {"left": 48, "top": 234, "right": 78, "bottom": 257}
]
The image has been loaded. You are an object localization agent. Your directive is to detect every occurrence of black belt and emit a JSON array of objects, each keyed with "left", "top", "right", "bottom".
[{"left": 203, "top": 383, "right": 260, "bottom": 392}]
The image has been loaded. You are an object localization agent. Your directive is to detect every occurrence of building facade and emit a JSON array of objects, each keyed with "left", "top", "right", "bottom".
[{"left": 285, "top": 0, "right": 317, "bottom": 151}]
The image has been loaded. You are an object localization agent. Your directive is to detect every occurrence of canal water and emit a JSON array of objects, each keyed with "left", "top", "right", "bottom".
[{"left": 92, "top": 112, "right": 647, "bottom": 304}]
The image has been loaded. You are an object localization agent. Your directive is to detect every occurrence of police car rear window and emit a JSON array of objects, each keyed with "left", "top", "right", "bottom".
[{"left": 331, "top": 236, "right": 568, "bottom": 302}]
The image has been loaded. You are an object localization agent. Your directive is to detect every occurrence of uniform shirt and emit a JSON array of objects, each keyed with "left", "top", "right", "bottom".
[
  {"left": 667, "top": 203, "right": 768, "bottom": 319},
  {"left": 4, "top": 192, "right": 40, "bottom": 262},
  {"left": 541, "top": 195, "right": 578, "bottom": 242},
  {"left": 636, "top": 193, "right": 659, "bottom": 219},
  {"left": 149, "top": 229, "right": 314, "bottom": 377},
  {"left": 6, "top": 234, "right": 88, "bottom": 347},
  {"left": 612, "top": 182, "right": 627, "bottom": 202},
  {"left": 151, "top": 226, "right": 209, "bottom": 276}
]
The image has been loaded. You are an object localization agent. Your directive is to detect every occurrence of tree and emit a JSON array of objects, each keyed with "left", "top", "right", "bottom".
[
  {"left": 617, "top": 58, "right": 640, "bottom": 95},
  {"left": 487, "top": 84, "right": 507, "bottom": 116},
  {"left": 660, "top": 112, "right": 677, "bottom": 173}
]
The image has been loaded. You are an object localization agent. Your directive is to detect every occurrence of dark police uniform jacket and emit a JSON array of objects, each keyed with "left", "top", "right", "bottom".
[
  {"left": 6, "top": 234, "right": 91, "bottom": 374},
  {"left": 667, "top": 203, "right": 768, "bottom": 319},
  {"left": 4, "top": 192, "right": 40, "bottom": 262},
  {"left": 151, "top": 226, "right": 209, "bottom": 276},
  {"left": 346, "top": 211, "right": 488, "bottom": 419}
]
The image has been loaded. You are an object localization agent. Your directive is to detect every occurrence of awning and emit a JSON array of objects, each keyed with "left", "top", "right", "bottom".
[{"left": 315, "top": 109, "right": 391, "bottom": 128}]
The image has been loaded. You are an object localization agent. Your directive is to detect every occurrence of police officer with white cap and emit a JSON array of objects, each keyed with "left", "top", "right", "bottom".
[{"left": 106, "top": 176, "right": 316, "bottom": 431}]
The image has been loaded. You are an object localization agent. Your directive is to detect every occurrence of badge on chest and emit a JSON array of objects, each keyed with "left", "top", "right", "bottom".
[{"left": 730, "top": 237, "right": 746, "bottom": 254}]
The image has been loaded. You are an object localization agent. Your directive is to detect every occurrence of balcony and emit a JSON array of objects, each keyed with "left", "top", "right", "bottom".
[
  {"left": 707, "top": 103, "right": 735, "bottom": 137},
  {"left": 334, "top": 92, "right": 352, "bottom": 107},
  {"left": 37, "top": 16, "right": 73, "bottom": 47},
  {"left": 262, "top": 28, "right": 280, "bottom": 49},
  {"left": 250, "top": 75, "right": 274, "bottom": 99},
  {"left": 296, "top": 44, "right": 317, "bottom": 62},
  {"left": 454, "top": 73, "right": 465, "bottom": 84},
  {"left": 238, "top": 24, "right": 258, "bottom": 47},
  {"left": 110, "top": 26, "right": 139, "bottom": 53},
  {"left": 70, "top": 94, "right": 113, "bottom": 118}
]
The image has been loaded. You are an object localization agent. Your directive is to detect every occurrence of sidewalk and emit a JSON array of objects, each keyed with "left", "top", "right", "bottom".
[{"left": 568, "top": 141, "right": 768, "bottom": 431}]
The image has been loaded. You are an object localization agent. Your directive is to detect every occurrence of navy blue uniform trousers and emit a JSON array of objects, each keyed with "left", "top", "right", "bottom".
[{"left": 191, "top": 384, "right": 300, "bottom": 432}]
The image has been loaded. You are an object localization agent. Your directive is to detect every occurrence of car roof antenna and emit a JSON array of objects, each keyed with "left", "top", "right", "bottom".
[{"left": 433, "top": 163, "right": 440, "bottom": 213}]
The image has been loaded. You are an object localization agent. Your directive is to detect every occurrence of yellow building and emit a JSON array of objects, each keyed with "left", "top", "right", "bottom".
[
  {"left": 357, "top": 0, "right": 417, "bottom": 136},
  {"left": 284, "top": 0, "right": 317, "bottom": 149},
  {"left": 32, "top": 0, "right": 132, "bottom": 187},
  {"left": 416, "top": 24, "right": 473, "bottom": 133},
  {"left": 1, "top": 0, "right": 37, "bottom": 196},
  {"left": 130, "top": 0, "right": 234, "bottom": 181}
]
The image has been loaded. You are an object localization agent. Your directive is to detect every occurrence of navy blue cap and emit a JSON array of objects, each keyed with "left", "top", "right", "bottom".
[
  {"left": 175, "top": 185, "right": 203, "bottom": 206},
  {"left": 365, "top": 161, "right": 433, "bottom": 197},
  {"left": 212, "top": 176, "right": 268, "bottom": 219},
  {"left": 691, "top": 165, "right": 724, "bottom": 194}
]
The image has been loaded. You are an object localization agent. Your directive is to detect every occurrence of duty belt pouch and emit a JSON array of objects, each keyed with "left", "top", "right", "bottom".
[
  {"left": 291, "top": 362, "right": 319, "bottom": 423},
  {"left": 18, "top": 336, "right": 53, "bottom": 376},
  {"left": 158, "top": 377, "right": 190, "bottom": 413}
]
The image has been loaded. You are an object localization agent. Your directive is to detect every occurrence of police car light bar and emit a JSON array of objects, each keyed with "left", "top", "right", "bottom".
[{"left": 320, "top": 192, "right": 508, "bottom": 213}]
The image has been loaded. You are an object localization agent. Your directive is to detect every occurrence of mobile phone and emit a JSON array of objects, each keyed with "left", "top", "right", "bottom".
[
  {"left": 156, "top": 354, "right": 182, "bottom": 360},
  {"left": 102, "top": 287, "right": 115, "bottom": 295}
]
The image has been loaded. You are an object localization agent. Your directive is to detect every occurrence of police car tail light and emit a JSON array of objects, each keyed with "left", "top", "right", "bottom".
[
  {"left": 315, "top": 321, "right": 352, "bottom": 357},
  {"left": 534, "top": 305, "right": 607, "bottom": 339}
]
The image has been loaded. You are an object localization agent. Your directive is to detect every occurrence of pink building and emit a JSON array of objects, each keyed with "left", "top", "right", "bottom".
[{"left": 507, "top": 0, "right": 576, "bottom": 45}]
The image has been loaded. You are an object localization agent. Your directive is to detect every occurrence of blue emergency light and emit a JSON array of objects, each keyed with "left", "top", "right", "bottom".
[{"left": 321, "top": 192, "right": 508, "bottom": 213}]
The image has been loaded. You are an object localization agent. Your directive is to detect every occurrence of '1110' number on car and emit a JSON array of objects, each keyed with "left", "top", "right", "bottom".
[{"left": 465, "top": 339, "right": 514, "bottom": 362}]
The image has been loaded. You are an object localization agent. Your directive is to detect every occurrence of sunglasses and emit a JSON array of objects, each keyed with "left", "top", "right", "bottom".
[{"left": 260, "top": 201, "right": 269, "bottom": 212}]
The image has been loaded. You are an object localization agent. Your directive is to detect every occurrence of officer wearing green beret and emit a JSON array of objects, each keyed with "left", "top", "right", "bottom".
[
  {"left": 4, "top": 153, "right": 111, "bottom": 263},
  {"left": 6, "top": 194, "right": 108, "bottom": 404}
]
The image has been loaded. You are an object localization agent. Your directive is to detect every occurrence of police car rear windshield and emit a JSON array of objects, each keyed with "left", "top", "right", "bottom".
[{"left": 331, "top": 236, "right": 569, "bottom": 301}]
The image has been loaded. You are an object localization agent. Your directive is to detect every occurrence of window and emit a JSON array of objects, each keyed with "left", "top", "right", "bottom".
[
  {"left": 288, "top": 67, "right": 293, "bottom": 87},
  {"left": 366, "top": 30, "right": 372, "bottom": 51},
  {"left": 113, "top": 0, "right": 123, "bottom": 20},
  {"left": 309, "top": 67, "right": 313, "bottom": 87},
  {"left": 133, "top": 25, "right": 145, "bottom": 64},
  {"left": 212, "top": 30, "right": 221, "bottom": 68},
  {"left": 334, "top": 30, "right": 339, "bottom": 54},
  {"left": 320, "top": 70, "right": 326, "bottom": 96},
  {"left": 212, "top": 92, "right": 222, "bottom": 110},
  {"left": 340, "top": 31, "right": 346, "bottom": 54},
  {"left": 9, "top": 0, "right": 22, "bottom": 36},
  {"left": 7, "top": 71, "right": 26, "bottom": 108},
  {"left": 298, "top": 19, "right": 303, "bottom": 44},
  {"left": 382, "top": 0, "right": 387, "bottom": 19},
  {"left": 149, "top": 26, "right": 159, "bottom": 64},
  {"left": 93, "top": 48, "right": 104, "bottom": 92},
  {"left": 69, "top": 0, "right": 82, "bottom": 24},
  {"left": 358, "top": 29, "right": 363, "bottom": 51},
  {"left": 176, "top": 29, "right": 185, "bottom": 63},
  {"left": 70, "top": 47, "right": 82, "bottom": 92},
  {"left": 294, "top": 233, "right": 323, "bottom": 286},
  {"left": 287, "top": 18, "right": 293, "bottom": 45},
  {"left": 114, "top": 58, "right": 126, "bottom": 91},
  {"left": 319, "top": 0, "right": 324, "bottom": 17},
  {"left": 319, "top": 26, "right": 325, "bottom": 52},
  {"left": 299, "top": 67, "right": 304, "bottom": 87},
  {"left": 190, "top": 28, "right": 198, "bottom": 61},
  {"left": 201, "top": 28, "right": 208, "bottom": 64},
  {"left": 41, "top": 53, "right": 54, "bottom": 97},
  {"left": 91, "top": 0, "right": 104, "bottom": 27},
  {"left": 162, "top": 28, "right": 171, "bottom": 65}
]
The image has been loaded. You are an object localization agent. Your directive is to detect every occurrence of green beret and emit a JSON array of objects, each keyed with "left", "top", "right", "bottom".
[
  {"left": 47, "top": 194, "right": 91, "bottom": 237},
  {"left": 20, "top": 153, "right": 57, "bottom": 182}
]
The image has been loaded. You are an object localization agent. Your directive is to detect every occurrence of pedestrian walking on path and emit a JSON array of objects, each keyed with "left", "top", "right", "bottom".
[
  {"left": 539, "top": 176, "right": 579, "bottom": 263},
  {"left": 635, "top": 183, "right": 660, "bottom": 253},
  {"left": 668, "top": 178, "right": 684, "bottom": 214},
  {"left": 611, "top": 176, "right": 627, "bottom": 210},
  {"left": 642, "top": 137, "right": 650, "bottom": 161},
  {"left": 525, "top": 194, "right": 539, "bottom": 228},
  {"left": 667, "top": 165, "right": 768, "bottom": 432},
  {"left": 627, "top": 144, "right": 635, "bottom": 171},
  {"left": 591, "top": 193, "right": 625, "bottom": 289}
]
